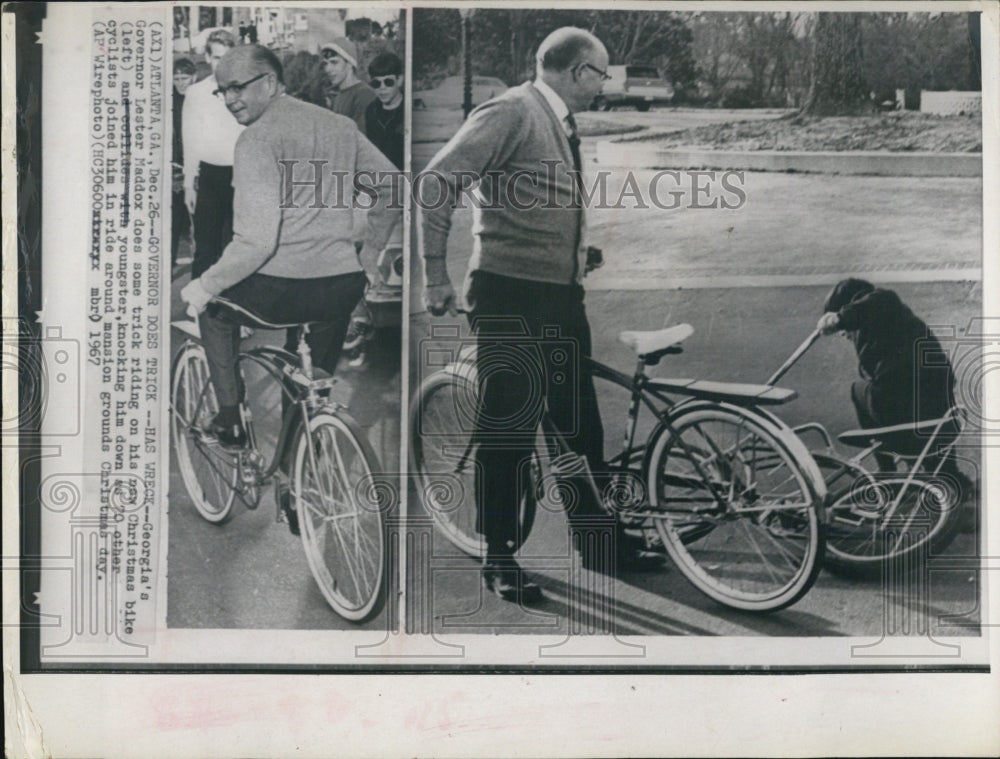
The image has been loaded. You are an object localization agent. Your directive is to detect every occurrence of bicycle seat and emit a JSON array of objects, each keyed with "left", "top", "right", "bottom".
[
  {"left": 619, "top": 324, "right": 693, "bottom": 364},
  {"left": 838, "top": 411, "right": 962, "bottom": 449},
  {"left": 172, "top": 320, "right": 201, "bottom": 339}
]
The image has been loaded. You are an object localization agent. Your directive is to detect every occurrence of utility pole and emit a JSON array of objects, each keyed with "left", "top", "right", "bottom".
[{"left": 459, "top": 8, "right": 475, "bottom": 119}]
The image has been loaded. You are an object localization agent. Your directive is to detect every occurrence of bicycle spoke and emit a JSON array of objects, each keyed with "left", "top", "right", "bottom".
[
  {"left": 748, "top": 516, "right": 807, "bottom": 572},
  {"left": 308, "top": 428, "right": 366, "bottom": 603},
  {"left": 296, "top": 414, "right": 383, "bottom": 620},
  {"left": 650, "top": 406, "right": 822, "bottom": 611},
  {"left": 172, "top": 345, "right": 238, "bottom": 523},
  {"left": 735, "top": 518, "right": 784, "bottom": 585}
]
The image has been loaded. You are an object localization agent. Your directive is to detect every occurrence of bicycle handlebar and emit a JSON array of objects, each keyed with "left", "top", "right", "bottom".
[
  {"left": 766, "top": 329, "right": 821, "bottom": 386},
  {"left": 197, "top": 296, "right": 323, "bottom": 331}
]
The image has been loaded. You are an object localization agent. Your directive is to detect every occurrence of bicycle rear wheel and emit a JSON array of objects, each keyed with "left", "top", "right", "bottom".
[
  {"left": 647, "top": 403, "right": 824, "bottom": 612},
  {"left": 814, "top": 452, "right": 959, "bottom": 578},
  {"left": 171, "top": 342, "right": 238, "bottom": 523},
  {"left": 410, "top": 368, "right": 537, "bottom": 558},
  {"left": 293, "top": 411, "right": 385, "bottom": 622}
]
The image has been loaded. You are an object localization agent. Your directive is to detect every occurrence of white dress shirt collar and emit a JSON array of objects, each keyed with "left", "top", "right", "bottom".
[{"left": 532, "top": 78, "right": 572, "bottom": 135}]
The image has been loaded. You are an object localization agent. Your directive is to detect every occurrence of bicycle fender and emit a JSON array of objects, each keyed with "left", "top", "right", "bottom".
[{"left": 643, "top": 398, "right": 828, "bottom": 513}]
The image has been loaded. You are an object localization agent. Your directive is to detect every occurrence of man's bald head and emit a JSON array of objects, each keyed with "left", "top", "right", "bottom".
[
  {"left": 215, "top": 45, "right": 286, "bottom": 125},
  {"left": 536, "top": 27, "right": 605, "bottom": 74},
  {"left": 535, "top": 27, "right": 609, "bottom": 113},
  {"left": 216, "top": 44, "right": 285, "bottom": 86}
]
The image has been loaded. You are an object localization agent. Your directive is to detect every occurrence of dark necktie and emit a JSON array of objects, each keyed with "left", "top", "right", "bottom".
[
  {"left": 565, "top": 113, "right": 582, "bottom": 173},
  {"left": 565, "top": 112, "right": 584, "bottom": 280}
]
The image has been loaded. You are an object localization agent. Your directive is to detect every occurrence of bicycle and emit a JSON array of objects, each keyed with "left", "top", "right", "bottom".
[
  {"left": 170, "top": 299, "right": 386, "bottom": 622},
  {"left": 770, "top": 331, "right": 970, "bottom": 578},
  {"left": 411, "top": 321, "right": 828, "bottom": 612}
]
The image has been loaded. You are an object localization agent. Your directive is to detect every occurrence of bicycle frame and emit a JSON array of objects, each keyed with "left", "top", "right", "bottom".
[
  {"left": 171, "top": 321, "right": 344, "bottom": 504},
  {"left": 556, "top": 354, "right": 815, "bottom": 518},
  {"left": 803, "top": 406, "right": 965, "bottom": 528}
]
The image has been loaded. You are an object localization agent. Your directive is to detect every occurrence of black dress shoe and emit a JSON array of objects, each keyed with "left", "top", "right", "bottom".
[
  {"left": 276, "top": 483, "right": 300, "bottom": 536},
  {"left": 482, "top": 560, "right": 543, "bottom": 604},
  {"left": 206, "top": 414, "right": 247, "bottom": 449}
]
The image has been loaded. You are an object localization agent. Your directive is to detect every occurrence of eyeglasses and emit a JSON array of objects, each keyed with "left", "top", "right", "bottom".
[
  {"left": 579, "top": 62, "right": 611, "bottom": 82},
  {"left": 213, "top": 72, "right": 269, "bottom": 99},
  {"left": 369, "top": 76, "right": 398, "bottom": 89}
]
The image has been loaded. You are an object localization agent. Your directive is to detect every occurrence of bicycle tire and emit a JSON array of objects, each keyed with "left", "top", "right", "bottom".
[
  {"left": 813, "top": 451, "right": 960, "bottom": 578},
  {"left": 646, "top": 402, "right": 824, "bottom": 612},
  {"left": 171, "top": 341, "right": 238, "bottom": 523},
  {"left": 293, "top": 411, "right": 385, "bottom": 622},
  {"left": 409, "top": 368, "right": 538, "bottom": 558}
]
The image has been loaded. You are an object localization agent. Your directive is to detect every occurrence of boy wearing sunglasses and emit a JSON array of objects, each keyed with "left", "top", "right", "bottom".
[{"left": 364, "top": 52, "right": 404, "bottom": 170}]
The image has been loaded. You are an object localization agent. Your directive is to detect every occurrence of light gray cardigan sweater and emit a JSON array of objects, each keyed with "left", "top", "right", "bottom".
[
  {"left": 200, "top": 95, "right": 398, "bottom": 296},
  {"left": 420, "top": 82, "right": 585, "bottom": 288}
]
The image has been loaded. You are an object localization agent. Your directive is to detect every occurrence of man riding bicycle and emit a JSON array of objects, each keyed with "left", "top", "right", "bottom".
[{"left": 181, "top": 45, "right": 400, "bottom": 525}]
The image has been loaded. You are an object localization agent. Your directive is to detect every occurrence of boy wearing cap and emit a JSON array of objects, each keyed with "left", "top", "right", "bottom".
[{"left": 321, "top": 37, "right": 376, "bottom": 132}]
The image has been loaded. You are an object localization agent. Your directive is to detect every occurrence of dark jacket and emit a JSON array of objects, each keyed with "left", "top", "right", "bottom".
[
  {"left": 837, "top": 288, "right": 955, "bottom": 421},
  {"left": 364, "top": 100, "right": 403, "bottom": 170}
]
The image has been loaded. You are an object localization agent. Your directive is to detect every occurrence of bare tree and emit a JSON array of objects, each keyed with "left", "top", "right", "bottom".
[{"left": 800, "top": 13, "right": 870, "bottom": 116}]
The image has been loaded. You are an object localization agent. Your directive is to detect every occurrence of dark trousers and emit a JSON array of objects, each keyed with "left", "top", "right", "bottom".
[
  {"left": 171, "top": 190, "right": 190, "bottom": 265},
  {"left": 850, "top": 378, "right": 959, "bottom": 475},
  {"left": 171, "top": 162, "right": 190, "bottom": 266},
  {"left": 467, "top": 271, "right": 606, "bottom": 558},
  {"left": 192, "top": 163, "right": 234, "bottom": 278},
  {"left": 201, "top": 271, "right": 367, "bottom": 409}
]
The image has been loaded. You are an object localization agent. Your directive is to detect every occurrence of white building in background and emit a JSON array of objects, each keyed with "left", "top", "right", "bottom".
[
  {"left": 920, "top": 91, "right": 982, "bottom": 116},
  {"left": 235, "top": 6, "right": 347, "bottom": 53},
  {"left": 174, "top": 6, "right": 346, "bottom": 55}
]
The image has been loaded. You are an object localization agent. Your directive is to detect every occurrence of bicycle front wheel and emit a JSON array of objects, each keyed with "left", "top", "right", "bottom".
[
  {"left": 647, "top": 403, "right": 824, "bottom": 612},
  {"left": 171, "top": 341, "right": 238, "bottom": 523},
  {"left": 293, "top": 411, "right": 385, "bottom": 621},
  {"left": 409, "top": 368, "right": 537, "bottom": 558}
]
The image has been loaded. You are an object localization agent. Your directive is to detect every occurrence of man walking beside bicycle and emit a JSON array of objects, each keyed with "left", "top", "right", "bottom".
[
  {"left": 419, "top": 27, "right": 661, "bottom": 603},
  {"left": 181, "top": 45, "right": 399, "bottom": 517}
]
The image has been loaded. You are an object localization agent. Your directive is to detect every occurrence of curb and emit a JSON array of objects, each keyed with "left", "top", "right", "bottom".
[{"left": 595, "top": 143, "right": 982, "bottom": 177}]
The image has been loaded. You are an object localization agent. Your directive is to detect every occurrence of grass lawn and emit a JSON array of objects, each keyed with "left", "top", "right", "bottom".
[{"left": 620, "top": 111, "right": 982, "bottom": 153}]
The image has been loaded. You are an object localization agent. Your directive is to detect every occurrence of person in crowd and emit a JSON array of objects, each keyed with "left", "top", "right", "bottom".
[
  {"left": 364, "top": 51, "right": 404, "bottom": 170},
  {"left": 341, "top": 51, "right": 406, "bottom": 368},
  {"left": 419, "top": 27, "right": 662, "bottom": 604},
  {"left": 321, "top": 38, "right": 376, "bottom": 132},
  {"left": 171, "top": 57, "right": 196, "bottom": 267},
  {"left": 182, "top": 29, "right": 244, "bottom": 279},
  {"left": 180, "top": 45, "right": 400, "bottom": 531},
  {"left": 193, "top": 60, "right": 212, "bottom": 83},
  {"left": 282, "top": 50, "right": 328, "bottom": 108}
]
